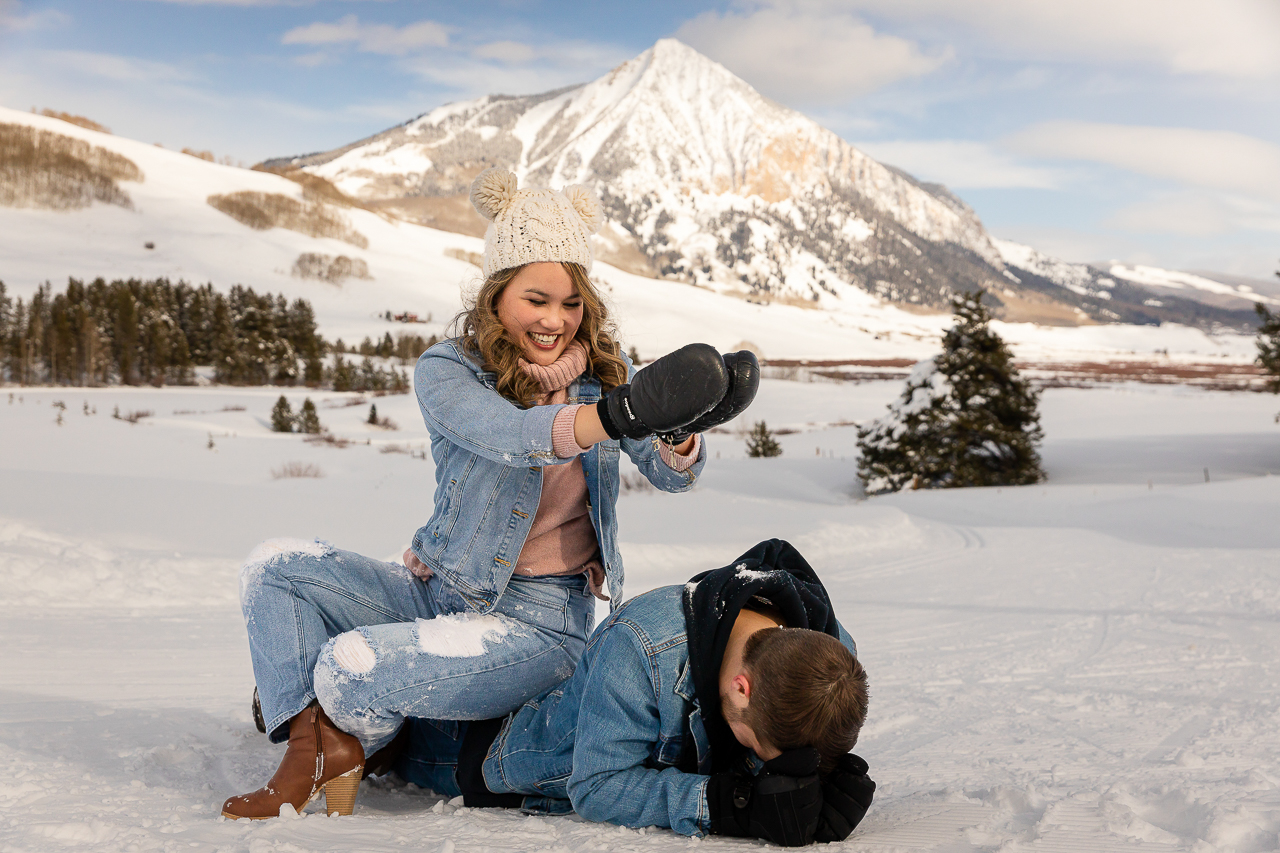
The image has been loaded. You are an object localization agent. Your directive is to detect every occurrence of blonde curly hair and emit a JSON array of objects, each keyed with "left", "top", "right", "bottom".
[{"left": 451, "top": 262, "right": 629, "bottom": 407}]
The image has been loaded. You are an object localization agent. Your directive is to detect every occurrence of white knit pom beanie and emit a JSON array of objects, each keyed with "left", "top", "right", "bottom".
[{"left": 469, "top": 167, "right": 603, "bottom": 277}]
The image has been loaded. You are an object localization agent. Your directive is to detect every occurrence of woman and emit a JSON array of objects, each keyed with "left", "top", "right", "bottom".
[{"left": 221, "top": 169, "right": 759, "bottom": 820}]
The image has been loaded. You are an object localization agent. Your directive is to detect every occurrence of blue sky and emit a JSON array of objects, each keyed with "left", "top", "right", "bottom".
[{"left": 2, "top": 0, "right": 1278, "bottom": 278}]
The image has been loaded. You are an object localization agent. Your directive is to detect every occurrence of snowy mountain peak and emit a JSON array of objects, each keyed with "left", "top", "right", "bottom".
[
  {"left": 257, "top": 40, "right": 1256, "bottom": 331},
  {"left": 273, "top": 39, "right": 1016, "bottom": 312}
]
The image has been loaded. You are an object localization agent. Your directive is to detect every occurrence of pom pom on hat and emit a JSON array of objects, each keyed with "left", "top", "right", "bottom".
[
  {"left": 563, "top": 184, "right": 602, "bottom": 235},
  {"left": 469, "top": 168, "right": 605, "bottom": 277},
  {"left": 470, "top": 168, "right": 518, "bottom": 222}
]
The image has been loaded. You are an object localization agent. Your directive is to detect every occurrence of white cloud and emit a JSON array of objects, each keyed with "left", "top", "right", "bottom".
[
  {"left": 397, "top": 38, "right": 627, "bottom": 96},
  {"left": 0, "top": 0, "right": 69, "bottom": 32},
  {"left": 855, "top": 139, "right": 1060, "bottom": 189},
  {"left": 674, "top": 2, "right": 948, "bottom": 103},
  {"left": 136, "top": 0, "right": 392, "bottom": 5},
  {"left": 282, "top": 15, "right": 450, "bottom": 55},
  {"left": 401, "top": 55, "right": 591, "bottom": 99},
  {"left": 846, "top": 0, "right": 1280, "bottom": 78},
  {"left": 1108, "top": 193, "right": 1280, "bottom": 236},
  {"left": 1007, "top": 122, "right": 1280, "bottom": 202},
  {"left": 43, "top": 50, "right": 199, "bottom": 85},
  {"left": 472, "top": 41, "right": 538, "bottom": 64}
]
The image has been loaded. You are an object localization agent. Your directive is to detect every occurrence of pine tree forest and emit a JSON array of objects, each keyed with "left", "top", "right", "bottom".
[{"left": 0, "top": 277, "right": 414, "bottom": 390}]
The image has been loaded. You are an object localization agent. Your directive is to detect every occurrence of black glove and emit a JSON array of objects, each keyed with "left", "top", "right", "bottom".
[
  {"left": 660, "top": 350, "right": 760, "bottom": 444},
  {"left": 813, "top": 753, "right": 876, "bottom": 843},
  {"left": 707, "top": 748, "right": 823, "bottom": 847},
  {"left": 597, "top": 343, "right": 728, "bottom": 441}
]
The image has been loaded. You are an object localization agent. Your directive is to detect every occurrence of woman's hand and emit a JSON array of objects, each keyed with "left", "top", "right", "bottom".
[
  {"left": 596, "top": 344, "right": 728, "bottom": 440},
  {"left": 403, "top": 548, "right": 434, "bottom": 580},
  {"left": 574, "top": 399, "right": 696, "bottom": 454}
]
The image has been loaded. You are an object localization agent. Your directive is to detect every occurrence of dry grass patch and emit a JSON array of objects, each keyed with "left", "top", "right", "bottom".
[
  {"left": 304, "top": 433, "right": 352, "bottom": 448},
  {"left": 1, "top": 123, "right": 143, "bottom": 210},
  {"left": 113, "top": 408, "right": 153, "bottom": 424},
  {"left": 272, "top": 461, "right": 324, "bottom": 479},
  {"left": 292, "top": 252, "right": 371, "bottom": 283},
  {"left": 444, "top": 247, "right": 483, "bottom": 267},
  {"left": 253, "top": 165, "right": 375, "bottom": 212},
  {"left": 207, "top": 191, "right": 368, "bottom": 248},
  {"left": 39, "top": 110, "right": 110, "bottom": 133}
]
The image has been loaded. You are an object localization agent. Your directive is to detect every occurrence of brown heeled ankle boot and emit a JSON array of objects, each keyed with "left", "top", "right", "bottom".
[{"left": 222, "top": 703, "right": 365, "bottom": 820}]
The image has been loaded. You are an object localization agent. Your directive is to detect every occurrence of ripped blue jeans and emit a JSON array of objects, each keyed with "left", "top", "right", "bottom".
[{"left": 238, "top": 539, "right": 594, "bottom": 755}]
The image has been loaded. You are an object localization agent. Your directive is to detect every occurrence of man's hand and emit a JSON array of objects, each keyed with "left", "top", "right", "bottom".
[
  {"left": 707, "top": 748, "right": 823, "bottom": 847},
  {"left": 813, "top": 753, "right": 875, "bottom": 843},
  {"left": 403, "top": 548, "right": 433, "bottom": 580}
]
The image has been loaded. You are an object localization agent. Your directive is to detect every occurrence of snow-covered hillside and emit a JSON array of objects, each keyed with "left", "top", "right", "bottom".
[
  {"left": 0, "top": 104, "right": 1258, "bottom": 364},
  {"left": 1109, "top": 264, "right": 1280, "bottom": 311},
  {"left": 994, "top": 238, "right": 1278, "bottom": 318},
  {"left": 3, "top": 380, "right": 1280, "bottom": 851}
]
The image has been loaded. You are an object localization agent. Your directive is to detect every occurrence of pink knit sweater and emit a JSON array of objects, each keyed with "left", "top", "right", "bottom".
[{"left": 515, "top": 343, "right": 700, "bottom": 600}]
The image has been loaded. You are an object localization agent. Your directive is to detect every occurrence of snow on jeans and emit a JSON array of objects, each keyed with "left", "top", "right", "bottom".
[{"left": 239, "top": 539, "right": 594, "bottom": 755}]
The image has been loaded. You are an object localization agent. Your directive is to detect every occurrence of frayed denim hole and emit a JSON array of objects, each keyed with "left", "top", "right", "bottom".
[{"left": 331, "top": 629, "right": 377, "bottom": 675}]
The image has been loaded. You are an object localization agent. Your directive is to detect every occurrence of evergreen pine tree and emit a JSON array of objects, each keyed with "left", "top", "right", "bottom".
[
  {"left": 0, "top": 281, "right": 10, "bottom": 347},
  {"left": 368, "top": 404, "right": 378, "bottom": 425},
  {"left": 304, "top": 352, "right": 324, "bottom": 386},
  {"left": 270, "top": 395, "right": 295, "bottom": 433},
  {"left": 745, "top": 420, "right": 782, "bottom": 457},
  {"left": 857, "top": 291, "right": 1045, "bottom": 494},
  {"left": 297, "top": 398, "right": 322, "bottom": 434},
  {"left": 1256, "top": 296, "right": 1280, "bottom": 394},
  {"left": 330, "top": 353, "right": 354, "bottom": 391}
]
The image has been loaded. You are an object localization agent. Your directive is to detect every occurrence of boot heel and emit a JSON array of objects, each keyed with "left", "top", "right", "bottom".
[{"left": 322, "top": 766, "right": 363, "bottom": 816}]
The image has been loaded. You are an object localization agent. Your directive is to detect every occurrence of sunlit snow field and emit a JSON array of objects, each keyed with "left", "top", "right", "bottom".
[{"left": 2, "top": 377, "right": 1280, "bottom": 852}]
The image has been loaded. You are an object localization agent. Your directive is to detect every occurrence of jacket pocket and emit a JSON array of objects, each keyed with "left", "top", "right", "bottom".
[{"left": 652, "top": 734, "right": 685, "bottom": 767}]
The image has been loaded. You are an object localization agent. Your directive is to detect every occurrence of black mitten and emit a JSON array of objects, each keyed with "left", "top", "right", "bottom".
[
  {"left": 597, "top": 344, "right": 728, "bottom": 440},
  {"left": 707, "top": 748, "right": 823, "bottom": 847},
  {"left": 813, "top": 753, "right": 876, "bottom": 843},
  {"left": 661, "top": 350, "right": 760, "bottom": 444}
]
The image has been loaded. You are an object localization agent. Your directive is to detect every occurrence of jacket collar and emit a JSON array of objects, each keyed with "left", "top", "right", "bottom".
[{"left": 681, "top": 539, "right": 841, "bottom": 774}]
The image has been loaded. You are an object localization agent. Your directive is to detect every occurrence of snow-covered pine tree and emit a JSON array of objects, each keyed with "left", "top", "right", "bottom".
[
  {"left": 297, "top": 398, "right": 322, "bottom": 434},
  {"left": 368, "top": 403, "right": 378, "bottom": 425},
  {"left": 270, "top": 395, "right": 294, "bottom": 433},
  {"left": 746, "top": 420, "right": 782, "bottom": 457},
  {"left": 857, "top": 291, "right": 1045, "bottom": 494}
]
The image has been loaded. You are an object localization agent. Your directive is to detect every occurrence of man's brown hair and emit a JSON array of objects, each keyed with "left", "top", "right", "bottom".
[{"left": 741, "top": 627, "right": 869, "bottom": 772}]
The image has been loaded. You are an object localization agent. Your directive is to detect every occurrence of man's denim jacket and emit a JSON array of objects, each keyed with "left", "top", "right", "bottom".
[
  {"left": 481, "top": 585, "right": 858, "bottom": 837},
  {"left": 410, "top": 339, "right": 704, "bottom": 613}
]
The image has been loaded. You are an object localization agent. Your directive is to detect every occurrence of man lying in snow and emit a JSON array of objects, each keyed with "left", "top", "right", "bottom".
[{"left": 387, "top": 538, "right": 875, "bottom": 846}]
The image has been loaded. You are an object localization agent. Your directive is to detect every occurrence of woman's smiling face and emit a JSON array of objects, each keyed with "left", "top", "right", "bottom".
[{"left": 495, "top": 262, "right": 584, "bottom": 366}]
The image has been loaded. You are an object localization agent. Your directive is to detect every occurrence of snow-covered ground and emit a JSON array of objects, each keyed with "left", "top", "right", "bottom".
[{"left": 3, "top": 378, "right": 1279, "bottom": 851}]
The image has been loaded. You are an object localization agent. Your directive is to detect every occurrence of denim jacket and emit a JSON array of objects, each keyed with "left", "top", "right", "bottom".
[
  {"left": 410, "top": 339, "right": 705, "bottom": 613},
  {"left": 481, "top": 585, "right": 858, "bottom": 837}
]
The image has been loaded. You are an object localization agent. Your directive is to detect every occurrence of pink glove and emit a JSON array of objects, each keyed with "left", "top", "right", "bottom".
[{"left": 403, "top": 548, "right": 434, "bottom": 580}]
